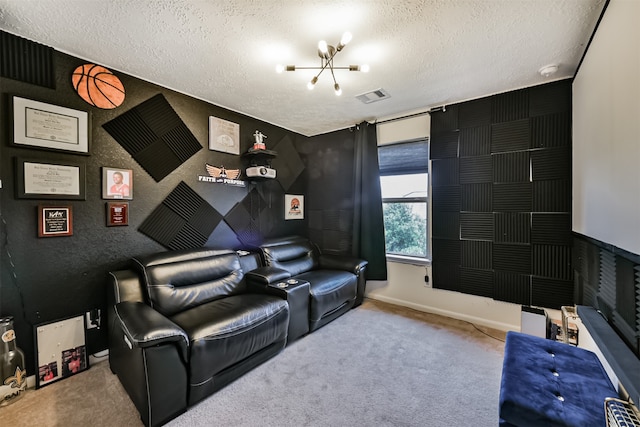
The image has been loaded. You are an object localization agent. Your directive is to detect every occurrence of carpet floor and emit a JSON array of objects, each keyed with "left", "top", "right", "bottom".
[{"left": 1, "top": 299, "right": 506, "bottom": 426}]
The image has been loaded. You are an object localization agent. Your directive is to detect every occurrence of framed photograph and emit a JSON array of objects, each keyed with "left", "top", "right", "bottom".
[
  {"left": 285, "top": 194, "right": 304, "bottom": 220},
  {"left": 209, "top": 116, "right": 240, "bottom": 155},
  {"left": 35, "top": 315, "right": 89, "bottom": 389},
  {"left": 38, "top": 205, "right": 73, "bottom": 237},
  {"left": 16, "top": 158, "right": 86, "bottom": 200},
  {"left": 11, "top": 95, "right": 90, "bottom": 155},
  {"left": 106, "top": 201, "right": 129, "bottom": 226},
  {"left": 102, "top": 167, "right": 133, "bottom": 199}
]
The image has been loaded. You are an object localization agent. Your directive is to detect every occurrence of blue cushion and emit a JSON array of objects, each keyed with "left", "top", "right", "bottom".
[{"left": 499, "top": 331, "right": 618, "bottom": 427}]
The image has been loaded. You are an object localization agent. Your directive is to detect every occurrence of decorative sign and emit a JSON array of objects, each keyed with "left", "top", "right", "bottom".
[
  {"left": 106, "top": 202, "right": 129, "bottom": 226},
  {"left": 285, "top": 194, "right": 304, "bottom": 220},
  {"left": 197, "top": 163, "right": 246, "bottom": 187},
  {"left": 209, "top": 116, "right": 240, "bottom": 155},
  {"left": 12, "top": 95, "right": 90, "bottom": 155},
  {"left": 71, "top": 64, "right": 125, "bottom": 109},
  {"left": 38, "top": 205, "right": 73, "bottom": 237}
]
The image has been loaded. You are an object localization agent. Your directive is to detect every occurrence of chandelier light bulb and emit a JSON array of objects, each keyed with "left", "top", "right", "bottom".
[
  {"left": 334, "top": 83, "right": 342, "bottom": 96},
  {"left": 318, "top": 40, "right": 328, "bottom": 55},
  {"left": 360, "top": 64, "right": 370, "bottom": 73},
  {"left": 307, "top": 76, "right": 318, "bottom": 90},
  {"left": 340, "top": 32, "right": 352, "bottom": 46},
  {"left": 275, "top": 64, "right": 285, "bottom": 73}
]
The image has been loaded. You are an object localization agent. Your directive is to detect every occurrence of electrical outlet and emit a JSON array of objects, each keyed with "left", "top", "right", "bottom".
[
  {"left": 424, "top": 274, "right": 431, "bottom": 287},
  {"left": 86, "top": 309, "right": 101, "bottom": 329}
]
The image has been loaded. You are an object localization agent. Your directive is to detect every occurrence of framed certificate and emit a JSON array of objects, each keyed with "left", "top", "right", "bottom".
[
  {"left": 15, "top": 158, "right": 86, "bottom": 200},
  {"left": 38, "top": 205, "right": 73, "bottom": 237},
  {"left": 11, "top": 95, "right": 90, "bottom": 155}
]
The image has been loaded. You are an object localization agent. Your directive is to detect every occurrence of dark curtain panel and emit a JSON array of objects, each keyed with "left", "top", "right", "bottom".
[{"left": 352, "top": 121, "right": 387, "bottom": 280}]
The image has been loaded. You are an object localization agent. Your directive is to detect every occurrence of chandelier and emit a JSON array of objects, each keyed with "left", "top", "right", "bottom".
[{"left": 276, "top": 32, "right": 369, "bottom": 96}]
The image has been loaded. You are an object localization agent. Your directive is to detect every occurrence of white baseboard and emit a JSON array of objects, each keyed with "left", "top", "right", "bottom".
[{"left": 366, "top": 294, "right": 519, "bottom": 332}]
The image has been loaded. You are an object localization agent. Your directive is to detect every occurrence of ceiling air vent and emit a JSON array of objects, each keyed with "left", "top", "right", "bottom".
[{"left": 356, "top": 88, "right": 390, "bottom": 104}]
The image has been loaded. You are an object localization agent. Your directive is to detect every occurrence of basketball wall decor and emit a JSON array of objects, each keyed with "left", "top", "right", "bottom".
[{"left": 71, "top": 64, "right": 125, "bottom": 109}]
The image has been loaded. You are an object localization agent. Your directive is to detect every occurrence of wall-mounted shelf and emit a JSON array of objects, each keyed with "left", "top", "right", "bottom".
[{"left": 242, "top": 149, "right": 277, "bottom": 167}]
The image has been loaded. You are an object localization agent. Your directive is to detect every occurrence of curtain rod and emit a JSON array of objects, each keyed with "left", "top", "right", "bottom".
[{"left": 374, "top": 105, "right": 448, "bottom": 125}]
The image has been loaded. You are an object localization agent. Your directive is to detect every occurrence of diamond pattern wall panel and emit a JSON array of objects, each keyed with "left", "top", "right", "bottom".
[
  {"left": 459, "top": 156, "right": 492, "bottom": 184},
  {"left": 1, "top": 30, "right": 55, "bottom": 88},
  {"left": 103, "top": 94, "right": 202, "bottom": 181},
  {"left": 430, "top": 131, "right": 459, "bottom": 159},
  {"left": 459, "top": 126, "right": 491, "bottom": 157},
  {"left": 224, "top": 188, "right": 274, "bottom": 247},
  {"left": 460, "top": 213, "right": 493, "bottom": 241},
  {"left": 491, "top": 119, "right": 530, "bottom": 153},
  {"left": 139, "top": 181, "right": 222, "bottom": 250},
  {"left": 271, "top": 135, "right": 304, "bottom": 191}
]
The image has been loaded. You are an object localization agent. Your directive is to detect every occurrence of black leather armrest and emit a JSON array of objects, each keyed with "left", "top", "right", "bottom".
[
  {"left": 246, "top": 266, "right": 291, "bottom": 286},
  {"left": 319, "top": 254, "right": 368, "bottom": 275},
  {"left": 114, "top": 301, "right": 189, "bottom": 362}
]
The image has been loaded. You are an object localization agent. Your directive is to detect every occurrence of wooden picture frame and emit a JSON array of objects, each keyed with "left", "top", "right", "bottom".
[
  {"left": 35, "top": 315, "right": 89, "bottom": 389},
  {"left": 208, "top": 116, "right": 240, "bottom": 155},
  {"left": 102, "top": 167, "right": 133, "bottom": 200},
  {"left": 38, "top": 205, "right": 73, "bottom": 237},
  {"left": 11, "top": 95, "right": 90, "bottom": 155},
  {"left": 106, "top": 201, "right": 129, "bottom": 226},
  {"left": 16, "top": 157, "right": 86, "bottom": 200}
]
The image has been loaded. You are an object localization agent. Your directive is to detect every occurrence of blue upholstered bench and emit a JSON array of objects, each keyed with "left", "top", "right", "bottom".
[{"left": 499, "top": 331, "right": 618, "bottom": 427}]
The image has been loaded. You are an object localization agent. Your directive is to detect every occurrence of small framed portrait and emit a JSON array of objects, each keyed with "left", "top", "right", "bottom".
[
  {"left": 285, "top": 194, "right": 304, "bottom": 220},
  {"left": 102, "top": 167, "right": 133, "bottom": 200}
]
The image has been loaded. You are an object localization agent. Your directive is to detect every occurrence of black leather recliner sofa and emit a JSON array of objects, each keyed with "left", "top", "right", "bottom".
[
  {"left": 247, "top": 235, "right": 368, "bottom": 333},
  {"left": 107, "top": 248, "right": 289, "bottom": 427}
]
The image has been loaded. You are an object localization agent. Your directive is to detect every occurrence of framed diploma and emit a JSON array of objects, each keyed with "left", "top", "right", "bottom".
[
  {"left": 16, "top": 158, "right": 86, "bottom": 200},
  {"left": 11, "top": 95, "right": 90, "bottom": 155},
  {"left": 106, "top": 202, "right": 129, "bottom": 226},
  {"left": 38, "top": 205, "right": 73, "bottom": 237}
]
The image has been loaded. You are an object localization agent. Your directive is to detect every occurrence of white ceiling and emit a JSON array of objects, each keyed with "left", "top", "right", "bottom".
[{"left": 0, "top": 0, "right": 606, "bottom": 136}]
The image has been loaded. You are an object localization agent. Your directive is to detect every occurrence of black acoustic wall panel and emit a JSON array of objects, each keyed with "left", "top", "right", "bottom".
[
  {"left": 491, "top": 120, "right": 530, "bottom": 153},
  {"left": 224, "top": 188, "right": 275, "bottom": 247},
  {"left": 103, "top": 94, "right": 202, "bottom": 181},
  {"left": 459, "top": 126, "right": 491, "bottom": 157},
  {"left": 432, "top": 262, "right": 460, "bottom": 292},
  {"left": 139, "top": 182, "right": 223, "bottom": 250},
  {"left": 0, "top": 30, "right": 55, "bottom": 88},
  {"left": 461, "top": 183, "right": 492, "bottom": 212},
  {"left": 460, "top": 268, "right": 494, "bottom": 298},
  {"left": 531, "top": 277, "right": 573, "bottom": 308},
  {"left": 271, "top": 135, "right": 304, "bottom": 191},
  {"left": 432, "top": 211, "right": 459, "bottom": 239},
  {"left": 430, "top": 131, "right": 459, "bottom": 159},
  {"left": 431, "top": 80, "right": 573, "bottom": 308},
  {"left": 459, "top": 156, "right": 492, "bottom": 184},
  {"left": 432, "top": 239, "right": 460, "bottom": 265},
  {"left": 460, "top": 213, "right": 493, "bottom": 241},
  {"left": 494, "top": 272, "right": 531, "bottom": 305}
]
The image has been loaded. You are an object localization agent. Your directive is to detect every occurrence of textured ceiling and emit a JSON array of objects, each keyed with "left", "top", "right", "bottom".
[{"left": 0, "top": 0, "right": 605, "bottom": 136}]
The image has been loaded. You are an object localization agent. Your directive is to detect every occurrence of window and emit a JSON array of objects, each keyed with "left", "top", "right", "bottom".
[{"left": 378, "top": 140, "right": 429, "bottom": 262}]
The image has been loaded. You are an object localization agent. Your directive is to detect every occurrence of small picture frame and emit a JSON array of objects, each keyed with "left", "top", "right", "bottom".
[
  {"left": 209, "top": 116, "right": 240, "bottom": 155},
  {"left": 38, "top": 205, "right": 73, "bottom": 237},
  {"left": 285, "top": 194, "right": 304, "bottom": 220},
  {"left": 102, "top": 167, "right": 133, "bottom": 200},
  {"left": 106, "top": 202, "right": 129, "bottom": 226}
]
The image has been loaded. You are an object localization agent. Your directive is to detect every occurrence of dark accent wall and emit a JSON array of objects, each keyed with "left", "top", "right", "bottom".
[
  {"left": 430, "top": 80, "right": 573, "bottom": 309},
  {"left": 0, "top": 34, "right": 355, "bottom": 371},
  {"left": 574, "top": 233, "right": 640, "bottom": 356}
]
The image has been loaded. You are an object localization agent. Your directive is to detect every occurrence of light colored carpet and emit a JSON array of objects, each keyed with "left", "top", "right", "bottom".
[{"left": 1, "top": 299, "right": 506, "bottom": 426}]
